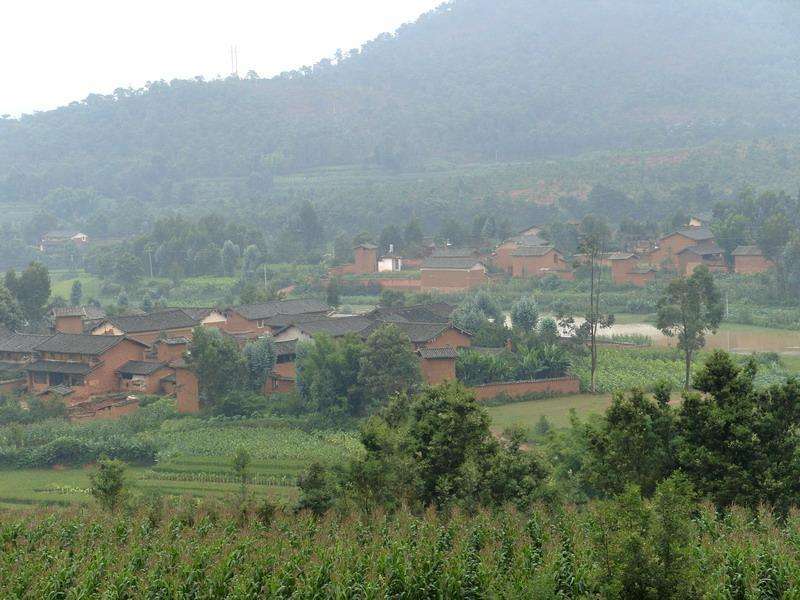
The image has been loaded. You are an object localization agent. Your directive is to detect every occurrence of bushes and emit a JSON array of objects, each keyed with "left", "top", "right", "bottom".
[{"left": 0, "top": 436, "right": 157, "bottom": 468}]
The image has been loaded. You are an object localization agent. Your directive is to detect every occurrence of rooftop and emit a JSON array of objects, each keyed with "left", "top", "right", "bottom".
[
  {"left": 97, "top": 309, "right": 200, "bottom": 333},
  {"left": 0, "top": 333, "right": 54, "bottom": 354},
  {"left": 430, "top": 247, "right": 480, "bottom": 258},
  {"left": 368, "top": 305, "right": 451, "bottom": 324},
  {"left": 27, "top": 360, "right": 93, "bottom": 375},
  {"left": 233, "top": 299, "right": 329, "bottom": 321},
  {"left": 418, "top": 347, "right": 458, "bottom": 359},
  {"left": 607, "top": 252, "right": 637, "bottom": 261},
  {"left": 672, "top": 227, "right": 714, "bottom": 242},
  {"left": 420, "top": 257, "right": 485, "bottom": 270},
  {"left": 35, "top": 333, "right": 139, "bottom": 356},
  {"left": 117, "top": 361, "right": 167, "bottom": 376},
  {"left": 510, "top": 246, "right": 556, "bottom": 257},
  {"left": 678, "top": 243, "right": 723, "bottom": 257},
  {"left": 51, "top": 305, "right": 107, "bottom": 320},
  {"left": 732, "top": 245, "right": 764, "bottom": 256}
]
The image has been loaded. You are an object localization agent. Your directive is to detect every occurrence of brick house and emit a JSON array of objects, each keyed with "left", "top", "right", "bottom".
[
  {"left": 51, "top": 306, "right": 107, "bottom": 334},
  {"left": 493, "top": 233, "right": 549, "bottom": 273},
  {"left": 626, "top": 265, "right": 658, "bottom": 287},
  {"left": 608, "top": 253, "right": 640, "bottom": 284},
  {"left": 272, "top": 316, "right": 375, "bottom": 343},
  {"left": 732, "top": 245, "right": 773, "bottom": 275},
  {"left": 39, "top": 231, "right": 88, "bottom": 252},
  {"left": 0, "top": 333, "right": 53, "bottom": 364},
  {"left": 418, "top": 346, "right": 458, "bottom": 385},
  {"left": 420, "top": 257, "right": 489, "bottom": 292},
  {"left": 676, "top": 243, "right": 726, "bottom": 276},
  {"left": 117, "top": 360, "right": 174, "bottom": 395},
  {"left": 180, "top": 308, "right": 227, "bottom": 329},
  {"left": 90, "top": 309, "right": 200, "bottom": 344},
  {"left": 26, "top": 334, "right": 149, "bottom": 404},
  {"left": 649, "top": 228, "right": 715, "bottom": 271},
  {"left": 224, "top": 299, "right": 330, "bottom": 337},
  {"left": 509, "top": 246, "right": 572, "bottom": 279}
]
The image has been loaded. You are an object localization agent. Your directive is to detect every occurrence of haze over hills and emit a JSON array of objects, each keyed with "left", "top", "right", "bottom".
[{"left": 1, "top": 0, "right": 800, "bottom": 221}]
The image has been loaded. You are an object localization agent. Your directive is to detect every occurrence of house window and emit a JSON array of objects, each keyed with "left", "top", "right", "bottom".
[{"left": 553, "top": 253, "right": 558, "bottom": 264}]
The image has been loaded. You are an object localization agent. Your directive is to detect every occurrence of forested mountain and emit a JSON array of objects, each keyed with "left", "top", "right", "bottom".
[{"left": 2, "top": 0, "right": 799, "bottom": 208}]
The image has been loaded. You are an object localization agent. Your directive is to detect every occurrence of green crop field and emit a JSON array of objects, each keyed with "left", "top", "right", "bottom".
[{"left": 487, "top": 393, "right": 613, "bottom": 432}]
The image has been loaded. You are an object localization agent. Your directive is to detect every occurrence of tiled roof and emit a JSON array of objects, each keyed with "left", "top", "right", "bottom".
[
  {"left": 678, "top": 243, "right": 723, "bottom": 257},
  {"left": 274, "top": 340, "right": 297, "bottom": 357},
  {"left": 673, "top": 227, "right": 714, "bottom": 241},
  {"left": 51, "top": 305, "right": 107, "bottom": 319},
  {"left": 355, "top": 243, "right": 378, "bottom": 249},
  {"left": 510, "top": 246, "right": 556, "bottom": 257},
  {"left": 27, "top": 360, "right": 93, "bottom": 375},
  {"left": 418, "top": 347, "right": 458, "bottom": 359},
  {"left": 99, "top": 309, "right": 200, "bottom": 333},
  {"left": 296, "top": 316, "right": 374, "bottom": 337},
  {"left": 34, "top": 333, "right": 134, "bottom": 355},
  {"left": 179, "top": 307, "right": 220, "bottom": 320},
  {"left": 0, "top": 333, "right": 53, "bottom": 353},
  {"left": 607, "top": 252, "right": 637, "bottom": 260},
  {"left": 368, "top": 305, "right": 450, "bottom": 324},
  {"left": 420, "top": 257, "right": 485, "bottom": 270},
  {"left": 507, "top": 234, "right": 548, "bottom": 246},
  {"left": 117, "top": 361, "right": 166, "bottom": 376},
  {"left": 0, "top": 323, "right": 9, "bottom": 339},
  {"left": 430, "top": 247, "right": 479, "bottom": 258},
  {"left": 732, "top": 245, "right": 763, "bottom": 256},
  {"left": 233, "top": 299, "right": 329, "bottom": 321}
]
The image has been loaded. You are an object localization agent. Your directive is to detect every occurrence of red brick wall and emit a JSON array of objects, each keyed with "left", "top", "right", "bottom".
[
  {"left": 264, "top": 375, "right": 295, "bottom": 395},
  {"left": 470, "top": 377, "right": 580, "bottom": 401},
  {"left": 273, "top": 361, "right": 296, "bottom": 378},
  {"left": 156, "top": 341, "right": 188, "bottom": 364},
  {"left": 354, "top": 247, "right": 378, "bottom": 274},
  {"left": 421, "top": 268, "right": 488, "bottom": 292},
  {"left": 118, "top": 367, "right": 172, "bottom": 395},
  {"left": 55, "top": 316, "right": 84, "bottom": 334},
  {"left": 610, "top": 258, "right": 639, "bottom": 284},
  {"left": 649, "top": 233, "right": 696, "bottom": 270},
  {"left": 510, "top": 251, "right": 568, "bottom": 278},
  {"left": 493, "top": 242, "right": 518, "bottom": 273},
  {"left": 176, "top": 367, "right": 200, "bottom": 414},
  {"left": 423, "top": 328, "right": 472, "bottom": 349},
  {"left": 734, "top": 255, "right": 773, "bottom": 275},
  {"left": 626, "top": 271, "right": 656, "bottom": 287},
  {"left": 420, "top": 357, "right": 456, "bottom": 385}
]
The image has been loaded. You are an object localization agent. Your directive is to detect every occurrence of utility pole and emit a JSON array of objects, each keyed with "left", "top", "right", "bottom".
[{"left": 148, "top": 249, "right": 154, "bottom": 279}]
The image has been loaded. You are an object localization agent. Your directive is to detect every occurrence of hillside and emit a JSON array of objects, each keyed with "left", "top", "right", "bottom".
[{"left": 1, "top": 0, "right": 800, "bottom": 227}]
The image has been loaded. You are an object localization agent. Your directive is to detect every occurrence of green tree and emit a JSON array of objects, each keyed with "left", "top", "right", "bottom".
[
  {"left": 221, "top": 240, "right": 240, "bottom": 277},
  {"left": 243, "top": 337, "right": 276, "bottom": 391},
  {"left": 69, "top": 280, "right": 82, "bottom": 306},
  {"left": 756, "top": 213, "right": 792, "bottom": 295},
  {"left": 403, "top": 216, "right": 424, "bottom": 256},
  {"left": 90, "top": 458, "right": 128, "bottom": 512},
  {"left": 711, "top": 213, "right": 747, "bottom": 268},
  {"left": 578, "top": 215, "right": 614, "bottom": 393},
  {"left": 357, "top": 324, "right": 421, "bottom": 414},
  {"left": 656, "top": 266, "right": 723, "bottom": 390},
  {"left": 326, "top": 277, "right": 341, "bottom": 308},
  {"left": 295, "top": 334, "right": 364, "bottom": 417},
  {"left": 186, "top": 327, "right": 247, "bottom": 405},
  {"left": 511, "top": 296, "right": 539, "bottom": 333},
  {"left": 378, "top": 288, "right": 404, "bottom": 307},
  {"left": 241, "top": 244, "right": 261, "bottom": 278},
  {"left": 15, "top": 262, "right": 51, "bottom": 323},
  {"left": 677, "top": 351, "right": 800, "bottom": 512},
  {"left": 0, "top": 284, "right": 23, "bottom": 330},
  {"left": 333, "top": 232, "right": 353, "bottom": 265},
  {"left": 113, "top": 252, "right": 143, "bottom": 286}
]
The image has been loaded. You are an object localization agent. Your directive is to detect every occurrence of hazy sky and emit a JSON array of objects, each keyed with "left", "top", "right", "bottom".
[{"left": 2, "top": 0, "right": 443, "bottom": 117}]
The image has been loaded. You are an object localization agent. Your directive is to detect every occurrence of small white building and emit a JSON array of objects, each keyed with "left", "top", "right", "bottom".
[{"left": 378, "top": 244, "right": 403, "bottom": 272}]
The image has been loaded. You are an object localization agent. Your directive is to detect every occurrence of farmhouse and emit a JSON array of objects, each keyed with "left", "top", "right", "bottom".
[
  {"left": 272, "top": 316, "right": 374, "bottom": 343},
  {"left": 179, "top": 307, "right": 227, "bottom": 329},
  {"left": 676, "top": 243, "right": 726, "bottom": 276},
  {"left": 420, "top": 256, "right": 489, "bottom": 292},
  {"left": 626, "top": 265, "right": 658, "bottom": 287},
  {"left": 732, "top": 245, "right": 773, "bottom": 275},
  {"left": 51, "top": 306, "right": 107, "bottom": 334},
  {"left": 417, "top": 346, "right": 458, "bottom": 385},
  {"left": 117, "top": 360, "right": 174, "bottom": 395},
  {"left": 224, "top": 299, "right": 330, "bottom": 337},
  {"left": 493, "top": 232, "right": 549, "bottom": 273},
  {"left": 38, "top": 231, "right": 89, "bottom": 252},
  {"left": 26, "top": 334, "right": 150, "bottom": 403},
  {"left": 0, "top": 333, "right": 53, "bottom": 364},
  {"left": 329, "top": 244, "right": 380, "bottom": 276},
  {"left": 509, "top": 246, "right": 572, "bottom": 279},
  {"left": 649, "top": 227, "right": 715, "bottom": 271},
  {"left": 89, "top": 309, "right": 200, "bottom": 344}
]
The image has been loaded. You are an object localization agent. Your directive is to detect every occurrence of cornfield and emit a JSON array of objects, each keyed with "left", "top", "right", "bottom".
[{"left": 2, "top": 499, "right": 800, "bottom": 597}]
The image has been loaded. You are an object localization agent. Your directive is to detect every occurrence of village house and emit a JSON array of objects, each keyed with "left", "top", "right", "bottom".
[
  {"left": 0, "top": 333, "right": 54, "bottom": 365},
  {"left": 607, "top": 253, "right": 640, "bottom": 284},
  {"left": 224, "top": 299, "right": 330, "bottom": 337},
  {"left": 272, "top": 315, "right": 375, "bottom": 343},
  {"left": 509, "top": 246, "right": 573, "bottom": 279},
  {"left": 417, "top": 347, "right": 458, "bottom": 385},
  {"left": 51, "top": 306, "right": 107, "bottom": 334},
  {"left": 626, "top": 265, "right": 658, "bottom": 287},
  {"left": 676, "top": 243, "right": 726, "bottom": 276},
  {"left": 329, "top": 244, "right": 380, "bottom": 276},
  {"left": 420, "top": 256, "right": 489, "bottom": 292},
  {"left": 493, "top": 231, "right": 549, "bottom": 273},
  {"left": 89, "top": 309, "right": 200, "bottom": 344},
  {"left": 25, "top": 333, "right": 150, "bottom": 404},
  {"left": 648, "top": 227, "right": 716, "bottom": 271},
  {"left": 38, "top": 231, "right": 89, "bottom": 253},
  {"left": 732, "top": 245, "right": 773, "bottom": 275},
  {"left": 116, "top": 360, "right": 174, "bottom": 395},
  {"left": 179, "top": 307, "right": 227, "bottom": 329}
]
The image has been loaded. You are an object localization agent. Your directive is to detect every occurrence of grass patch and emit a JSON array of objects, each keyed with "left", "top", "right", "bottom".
[{"left": 487, "top": 393, "right": 612, "bottom": 431}]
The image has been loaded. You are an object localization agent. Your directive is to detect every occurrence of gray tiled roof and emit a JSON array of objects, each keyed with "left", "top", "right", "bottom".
[
  {"left": 430, "top": 247, "right": 479, "bottom": 258},
  {"left": 117, "top": 361, "right": 166, "bottom": 376},
  {"left": 99, "top": 309, "right": 200, "bottom": 333},
  {"left": 233, "top": 299, "right": 329, "bottom": 321},
  {"left": 507, "top": 234, "right": 548, "bottom": 246},
  {"left": 607, "top": 252, "right": 637, "bottom": 260},
  {"left": 510, "top": 246, "right": 556, "bottom": 257},
  {"left": 678, "top": 243, "right": 723, "bottom": 257},
  {"left": 674, "top": 227, "right": 714, "bottom": 241},
  {"left": 0, "top": 333, "right": 53, "bottom": 353},
  {"left": 421, "top": 257, "right": 485, "bottom": 270},
  {"left": 296, "top": 316, "right": 374, "bottom": 337},
  {"left": 732, "top": 245, "right": 763, "bottom": 256},
  {"left": 368, "top": 305, "right": 450, "bottom": 324},
  {"left": 52, "top": 306, "right": 107, "bottom": 319},
  {"left": 418, "top": 347, "right": 458, "bottom": 359},
  {"left": 27, "top": 360, "right": 93, "bottom": 375},
  {"left": 34, "top": 333, "right": 134, "bottom": 355}
]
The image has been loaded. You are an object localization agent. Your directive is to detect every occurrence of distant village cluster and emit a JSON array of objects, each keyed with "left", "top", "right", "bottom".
[
  {"left": 0, "top": 298, "right": 484, "bottom": 421},
  {"left": 329, "top": 217, "right": 771, "bottom": 293}
]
